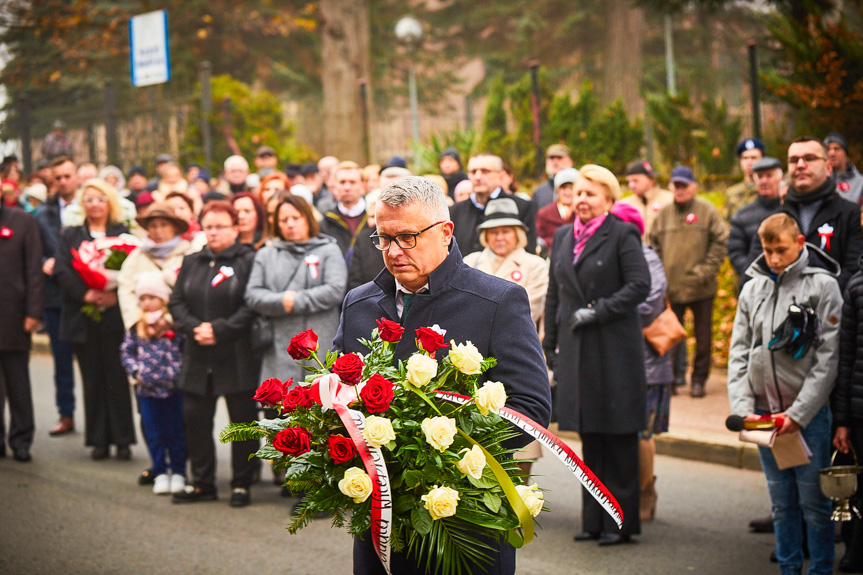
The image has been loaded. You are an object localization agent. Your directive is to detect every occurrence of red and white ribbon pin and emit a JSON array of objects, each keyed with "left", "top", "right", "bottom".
[
  {"left": 211, "top": 265, "right": 235, "bottom": 287},
  {"left": 305, "top": 254, "right": 321, "bottom": 279}
]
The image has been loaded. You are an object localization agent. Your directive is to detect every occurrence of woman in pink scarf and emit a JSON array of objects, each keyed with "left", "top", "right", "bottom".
[{"left": 543, "top": 164, "right": 651, "bottom": 546}]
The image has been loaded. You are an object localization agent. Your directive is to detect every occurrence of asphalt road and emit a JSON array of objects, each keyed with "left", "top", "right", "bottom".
[{"left": 0, "top": 353, "right": 843, "bottom": 574}]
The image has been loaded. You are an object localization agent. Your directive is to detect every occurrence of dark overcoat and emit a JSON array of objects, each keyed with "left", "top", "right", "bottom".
[
  {"left": 334, "top": 239, "right": 551, "bottom": 437},
  {"left": 544, "top": 215, "right": 650, "bottom": 435},
  {"left": 54, "top": 222, "right": 129, "bottom": 344},
  {"left": 0, "top": 205, "right": 44, "bottom": 350},
  {"left": 335, "top": 239, "right": 550, "bottom": 575},
  {"left": 34, "top": 196, "right": 63, "bottom": 308},
  {"left": 169, "top": 242, "right": 259, "bottom": 396}
]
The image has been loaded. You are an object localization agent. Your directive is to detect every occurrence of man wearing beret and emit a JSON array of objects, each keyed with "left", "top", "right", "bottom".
[
  {"left": 824, "top": 132, "right": 863, "bottom": 204},
  {"left": 335, "top": 176, "right": 551, "bottom": 574},
  {"left": 728, "top": 157, "right": 783, "bottom": 290},
  {"left": 725, "top": 138, "right": 765, "bottom": 219}
]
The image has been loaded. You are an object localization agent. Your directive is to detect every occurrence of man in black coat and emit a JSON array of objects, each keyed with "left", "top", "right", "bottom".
[
  {"left": 450, "top": 153, "right": 537, "bottom": 256},
  {"left": 728, "top": 157, "right": 783, "bottom": 290},
  {"left": 779, "top": 136, "right": 863, "bottom": 291},
  {"left": 0, "top": 203, "right": 45, "bottom": 461},
  {"left": 334, "top": 176, "right": 551, "bottom": 575},
  {"left": 319, "top": 161, "right": 369, "bottom": 268},
  {"left": 531, "top": 144, "right": 575, "bottom": 210},
  {"left": 34, "top": 156, "right": 79, "bottom": 435}
]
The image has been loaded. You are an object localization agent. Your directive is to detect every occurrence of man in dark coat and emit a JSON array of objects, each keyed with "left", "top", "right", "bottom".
[
  {"left": 319, "top": 161, "right": 369, "bottom": 268},
  {"left": 728, "top": 157, "right": 783, "bottom": 290},
  {"left": 34, "top": 156, "right": 79, "bottom": 435},
  {"left": 779, "top": 136, "right": 863, "bottom": 292},
  {"left": 451, "top": 153, "right": 537, "bottom": 256},
  {"left": 531, "top": 144, "right": 575, "bottom": 210},
  {"left": 334, "top": 176, "right": 551, "bottom": 575},
  {"left": 0, "top": 203, "right": 45, "bottom": 461}
]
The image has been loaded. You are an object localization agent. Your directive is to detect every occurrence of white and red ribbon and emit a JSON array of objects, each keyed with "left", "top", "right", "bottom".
[
  {"left": 211, "top": 265, "right": 235, "bottom": 287},
  {"left": 433, "top": 390, "right": 624, "bottom": 530},
  {"left": 305, "top": 254, "right": 321, "bottom": 279},
  {"left": 305, "top": 375, "right": 623, "bottom": 573},
  {"left": 818, "top": 223, "right": 833, "bottom": 251},
  {"left": 311, "top": 375, "right": 392, "bottom": 574}
]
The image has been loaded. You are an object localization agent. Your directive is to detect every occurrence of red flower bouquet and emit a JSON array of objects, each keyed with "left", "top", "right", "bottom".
[{"left": 70, "top": 234, "right": 139, "bottom": 321}]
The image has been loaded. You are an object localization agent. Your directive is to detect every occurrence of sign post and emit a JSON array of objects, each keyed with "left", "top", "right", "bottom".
[{"left": 129, "top": 10, "right": 171, "bottom": 87}]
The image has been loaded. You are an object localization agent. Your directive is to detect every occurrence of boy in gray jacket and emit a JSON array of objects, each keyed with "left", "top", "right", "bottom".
[{"left": 727, "top": 212, "right": 840, "bottom": 575}]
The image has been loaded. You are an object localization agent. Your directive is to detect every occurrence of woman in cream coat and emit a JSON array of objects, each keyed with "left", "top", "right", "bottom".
[
  {"left": 463, "top": 198, "right": 549, "bottom": 474},
  {"left": 118, "top": 202, "right": 194, "bottom": 330}
]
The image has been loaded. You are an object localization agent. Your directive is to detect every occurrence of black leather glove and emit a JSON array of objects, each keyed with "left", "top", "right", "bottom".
[
  {"left": 544, "top": 349, "right": 558, "bottom": 371},
  {"left": 569, "top": 307, "right": 597, "bottom": 332}
]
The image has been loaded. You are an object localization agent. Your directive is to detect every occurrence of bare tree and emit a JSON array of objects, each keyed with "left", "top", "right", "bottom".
[{"left": 602, "top": 0, "right": 646, "bottom": 117}]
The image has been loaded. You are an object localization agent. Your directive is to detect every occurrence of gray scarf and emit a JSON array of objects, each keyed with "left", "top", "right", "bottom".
[{"left": 142, "top": 235, "right": 182, "bottom": 260}]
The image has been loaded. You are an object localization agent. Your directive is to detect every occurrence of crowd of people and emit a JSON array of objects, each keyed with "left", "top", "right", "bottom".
[{"left": 0, "top": 128, "right": 862, "bottom": 573}]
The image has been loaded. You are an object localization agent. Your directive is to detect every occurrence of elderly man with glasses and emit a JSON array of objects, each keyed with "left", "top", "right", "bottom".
[
  {"left": 776, "top": 135, "right": 863, "bottom": 291},
  {"left": 334, "top": 175, "right": 551, "bottom": 575}
]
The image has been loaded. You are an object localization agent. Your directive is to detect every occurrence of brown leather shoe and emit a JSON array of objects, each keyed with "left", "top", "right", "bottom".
[{"left": 49, "top": 417, "right": 75, "bottom": 436}]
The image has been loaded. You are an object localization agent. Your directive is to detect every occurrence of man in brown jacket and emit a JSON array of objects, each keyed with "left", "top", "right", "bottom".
[{"left": 649, "top": 166, "right": 728, "bottom": 398}]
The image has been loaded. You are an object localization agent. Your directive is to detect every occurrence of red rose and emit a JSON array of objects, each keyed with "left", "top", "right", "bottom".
[
  {"left": 282, "top": 385, "right": 314, "bottom": 413},
  {"left": 272, "top": 426, "right": 312, "bottom": 457},
  {"left": 328, "top": 435, "right": 356, "bottom": 464},
  {"left": 333, "top": 353, "right": 365, "bottom": 385},
  {"left": 415, "top": 326, "right": 449, "bottom": 355},
  {"left": 376, "top": 318, "right": 405, "bottom": 343},
  {"left": 287, "top": 329, "right": 319, "bottom": 360},
  {"left": 253, "top": 377, "right": 289, "bottom": 408},
  {"left": 360, "top": 374, "right": 395, "bottom": 413}
]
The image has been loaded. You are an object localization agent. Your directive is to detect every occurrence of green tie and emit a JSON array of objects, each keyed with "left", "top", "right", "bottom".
[{"left": 400, "top": 293, "right": 415, "bottom": 325}]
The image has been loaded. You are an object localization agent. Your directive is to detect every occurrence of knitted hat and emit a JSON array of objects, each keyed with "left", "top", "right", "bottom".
[
  {"left": 136, "top": 271, "right": 171, "bottom": 303},
  {"left": 386, "top": 156, "right": 408, "bottom": 169},
  {"left": 23, "top": 183, "right": 48, "bottom": 204},
  {"left": 610, "top": 202, "right": 645, "bottom": 236},
  {"left": 823, "top": 132, "right": 848, "bottom": 154},
  {"left": 439, "top": 147, "right": 462, "bottom": 167}
]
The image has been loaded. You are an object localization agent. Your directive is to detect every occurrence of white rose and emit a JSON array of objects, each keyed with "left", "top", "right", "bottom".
[
  {"left": 455, "top": 445, "right": 486, "bottom": 479},
  {"left": 474, "top": 381, "right": 507, "bottom": 416},
  {"left": 421, "top": 416, "right": 457, "bottom": 452},
  {"left": 406, "top": 354, "right": 438, "bottom": 387},
  {"left": 421, "top": 485, "right": 460, "bottom": 520},
  {"left": 448, "top": 341, "right": 483, "bottom": 375},
  {"left": 515, "top": 483, "right": 544, "bottom": 517},
  {"left": 362, "top": 415, "right": 396, "bottom": 449},
  {"left": 338, "top": 467, "right": 373, "bottom": 503}
]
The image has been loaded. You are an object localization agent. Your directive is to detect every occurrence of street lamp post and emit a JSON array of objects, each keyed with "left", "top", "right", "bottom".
[{"left": 395, "top": 16, "right": 424, "bottom": 155}]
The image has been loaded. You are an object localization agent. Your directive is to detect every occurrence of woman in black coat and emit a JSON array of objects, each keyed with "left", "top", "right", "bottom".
[
  {"left": 833, "top": 254, "right": 863, "bottom": 572},
  {"left": 543, "top": 164, "right": 650, "bottom": 545},
  {"left": 169, "top": 201, "right": 260, "bottom": 507},
  {"left": 54, "top": 179, "right": 136, "bottom": 460}
]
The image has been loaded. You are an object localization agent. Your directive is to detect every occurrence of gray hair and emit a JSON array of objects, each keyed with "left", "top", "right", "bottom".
[
  {"left": 378, "top": 176, "right": 450, "bottom": 223},
  {"left": 469, "top": 153, "right": 503, "bottom": 171}
]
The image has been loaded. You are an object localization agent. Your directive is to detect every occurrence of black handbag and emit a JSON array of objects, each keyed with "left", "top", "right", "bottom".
[{"left": 250, "top": 315, "right": 274, "bottom": 353}]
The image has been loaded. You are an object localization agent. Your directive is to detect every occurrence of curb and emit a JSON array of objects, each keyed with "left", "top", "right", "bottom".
[{"left": 551, "top": 425, "right": 762, "bottom": 471}]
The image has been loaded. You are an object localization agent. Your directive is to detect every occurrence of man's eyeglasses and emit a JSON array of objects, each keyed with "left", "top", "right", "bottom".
[
  {"left": 370, "top": 221, "right": 446, "bottom": 250},
  {"left": 788, "top": 155, "right": 826, "bottom": 165}
]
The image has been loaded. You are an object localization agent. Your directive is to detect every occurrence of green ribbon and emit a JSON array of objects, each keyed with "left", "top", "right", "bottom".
[{"left": 403, "top": 382, "right": 534, "bottom": 547}]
